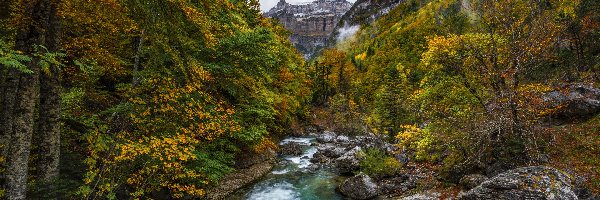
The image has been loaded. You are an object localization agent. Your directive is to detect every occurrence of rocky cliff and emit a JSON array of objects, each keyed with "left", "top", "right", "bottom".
[
  {"left": 265, "top": 0, "right": 352, "bottom": 58},
  {"left": 329, "top": 0, "right": 403, "bottom": 44}
]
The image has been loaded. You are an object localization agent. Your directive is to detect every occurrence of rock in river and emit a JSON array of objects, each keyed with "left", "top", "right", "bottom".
[
  {"left": 335, "top": 146, "right": 362, "bottom": 174},
  {"left": 339, "top": 173, "right": 379, "bottom": 200},
  {"left": 316, "top": 131, "right": 337, "bottom": 143}
]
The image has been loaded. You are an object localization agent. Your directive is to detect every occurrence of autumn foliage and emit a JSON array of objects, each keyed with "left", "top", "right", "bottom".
[
  {"left": 2, "top": 0, "right": 309, "bottom": 198},
  {"left": 314, "top": 0, "right": 598, "bottom": 185}
]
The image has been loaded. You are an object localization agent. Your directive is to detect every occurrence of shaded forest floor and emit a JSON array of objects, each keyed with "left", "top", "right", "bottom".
[{"left": 547, "top": 114, "right": 600, "bottom": 194}]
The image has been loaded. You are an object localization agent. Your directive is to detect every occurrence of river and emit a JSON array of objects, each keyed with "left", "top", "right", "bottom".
[{"left": 231, "top": 137, "right": 344, "bottom": 200}]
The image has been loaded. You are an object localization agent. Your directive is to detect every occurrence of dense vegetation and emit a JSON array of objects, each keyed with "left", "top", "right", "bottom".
[
  {"left": 0, "top": 0, "right": 598, "bottom": 199},
  {"left": 312, "top": 0, "right": 599, "bottom": 189},
  {"left": 1, "top": 0, "right": 309, "bottom": 199}
]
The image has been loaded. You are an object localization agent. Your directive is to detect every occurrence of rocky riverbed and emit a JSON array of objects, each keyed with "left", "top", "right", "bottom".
[
  {"left": 227, "top": 131, "right": 420, "bottom": 200},
  {"left": 220, "top": 129, "right": 598, "bottom": 200}
]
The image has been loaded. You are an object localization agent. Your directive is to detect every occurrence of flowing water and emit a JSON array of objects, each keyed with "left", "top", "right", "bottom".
[{"left": 232, "top": 137, "right": 344, "bottom": 200}]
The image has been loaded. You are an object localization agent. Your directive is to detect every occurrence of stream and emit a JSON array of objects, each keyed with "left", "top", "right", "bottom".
[{"left": 232, "top": 137, "right": 344, "bottom": 200}]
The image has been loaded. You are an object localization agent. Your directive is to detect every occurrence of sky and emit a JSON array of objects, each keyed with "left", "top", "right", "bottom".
[{"left": 259, "top": 0, "right": 357, "bottom": 12}]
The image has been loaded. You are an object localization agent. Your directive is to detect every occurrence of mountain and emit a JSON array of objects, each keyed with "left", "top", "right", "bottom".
[
  {"left": 265, "top": 0, "right": 353, "bottom": 58},
  {"left": 329, "top": 0, "right": 402, "bottom": 45}
]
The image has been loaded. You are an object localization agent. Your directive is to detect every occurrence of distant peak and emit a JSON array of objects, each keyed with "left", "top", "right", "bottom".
[{"left": 277, "top": 0, "right": 288, "bottom": 7}]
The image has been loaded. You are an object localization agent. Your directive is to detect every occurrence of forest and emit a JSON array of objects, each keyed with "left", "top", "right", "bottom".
[{"left": 0, "top": 0, "right": 598, "bottom": 199}]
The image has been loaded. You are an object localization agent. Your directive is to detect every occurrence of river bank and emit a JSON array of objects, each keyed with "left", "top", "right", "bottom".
[{"left": 210, "top": 126, "right": 599, "bottom": 200}]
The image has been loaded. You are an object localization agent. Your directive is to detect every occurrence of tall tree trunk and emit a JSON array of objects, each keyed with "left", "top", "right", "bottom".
[
  {"left": 36, "top": 63, "right": 61, "bottom": 183},
  {"left": 36, "top": 0, "right": 61, "bottom": 182},
  {"left": 3, "top": 1, "right": 61, "bottom": 199},
  {"left": 0, "top": 67, "right": 16, "bottom": 194},
  {"left": 4, "top": 64, "right": 39, "bottom": 200},
  {"left": 132, "top": 30, "right": 144, "bottom": 87}
]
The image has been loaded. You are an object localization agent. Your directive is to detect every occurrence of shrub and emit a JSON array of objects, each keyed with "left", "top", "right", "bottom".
[
  {"left": 359, "top": 148, "right": 402, "bottom": 178},
  {"left": 396, "top": 125, "right": 438, "bottom": 162}
]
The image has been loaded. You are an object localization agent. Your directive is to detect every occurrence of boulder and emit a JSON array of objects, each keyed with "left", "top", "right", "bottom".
[
  {"left": 307, "top": 164, "right": 320, "bottom": 172},
  {"left": 309, "top": 151, "right": 330, "bottom": 164},
  {"left": 316, "top": 131, "right": 337, "bottom": 143},
  {"left": 279, "top": 143, "right": 303, "bottom": 156},
  {"left": 338, "top": 173, "right": 379, "bottom": 200},
  {"left": 459, "top": 166, "right": 578, "bottom": 200},
  {"left": 335, "top": 146, "right": 362, "bottom": 174},
  {"left": 543, "top": 84, "right": 600, "bottom": 122},
  {"left": 378, "top": 174, "right": 417, "bottom": 195},
  {"left": 336, "top": 135, "right": 351, "bottom": 143},
  {"left": 459, "top": 174, "right": 488, "bottom": 190},
  {"left": 318, "top": 145, "right": 346, "bottom": 158}
]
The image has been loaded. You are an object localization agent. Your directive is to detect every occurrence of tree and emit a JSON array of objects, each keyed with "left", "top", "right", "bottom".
[
  {"left": 1, "top": 0, "right": 61, "bottom": 199},
  {"left": 72, "top": 0, "right": 309, "bottom": 198},
  {"left": 36, "top": 0, "right": 62, "bottom": 183},
  {"left": 312, "top": 48, "right": 346, "bottom": 106},
  {"left": 416, "top": 0, "right": 576, "bottom": 172}
]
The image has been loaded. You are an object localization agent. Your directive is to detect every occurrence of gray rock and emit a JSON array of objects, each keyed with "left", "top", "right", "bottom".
[
  {"left": 543, "top": 84, "right": 600, "bottom": 121},
  {"left": 265, "top": 0, "right": 352, "bottom": 58},
  {"left": 459, "top": 166, "right": 578, "bottom": 200},
  {"left": 318, "top": 145, "right": 346, "bottom": 158},
  {"left": 336, "top": 135, "right": 351, "bottom": 143},
  {"left": 316, "top": 131, "right": 337, "bottom": 143},
  {"left": 310, "top": 151, "right": 330, "bottom": 164},
  {"left": 378, "top": 175, "right": 417, "bottom": 195},
  {"left": 335, "top": 146, "right": 362, "bottom": 174},
  {"left": 354, "top": 135, "right": 375, "bottom": 145},
  {"left": 279, "top": 143, "right": 303, "bottom": 156},
  {"left": 399, "top": 191, "right": 441, "bottom": 200},
  {"left": 338, "top": 173, "right": 379, "bottom": 200},
  {"left": 459, "top": 174, "right": 489, "bottom": 190},
  {"left": 307, "top": 164, "right": 320, "bottom": 172}
]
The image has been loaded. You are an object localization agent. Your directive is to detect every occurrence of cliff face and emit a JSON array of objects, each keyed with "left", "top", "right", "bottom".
[
  {"left": 329, "top": 0, "right": 403, "bottom": 44},
  {"left": 265, "top": 0, "right": 352, "bottom": 58}
]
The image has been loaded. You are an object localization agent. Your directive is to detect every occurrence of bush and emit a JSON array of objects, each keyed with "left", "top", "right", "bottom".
[
  {"left": 396, "top": 125, "right": 438, "bottom": 162},
  {"left": 358, "top": 148, "right": 402, "bottom": 178}
]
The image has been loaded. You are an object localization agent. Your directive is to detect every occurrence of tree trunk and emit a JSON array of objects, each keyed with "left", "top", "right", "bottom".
[
  {"left": 132, "top": 30, "right": 144, "bottom": 87},
  {"left": 3, "top": 1, "right": 61, "bottom": 199},
  {"left": 36, "top": 63, "right": 61, "bottom": 183},
  {"left": 36, "top": 0, "right": 61, "bottom": 183},
  {"left": 4, "top": 63, "right": 39, "bottom": 200},
  {"left": 0, "top": 67, "right": 16, "bottom": 194}
]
